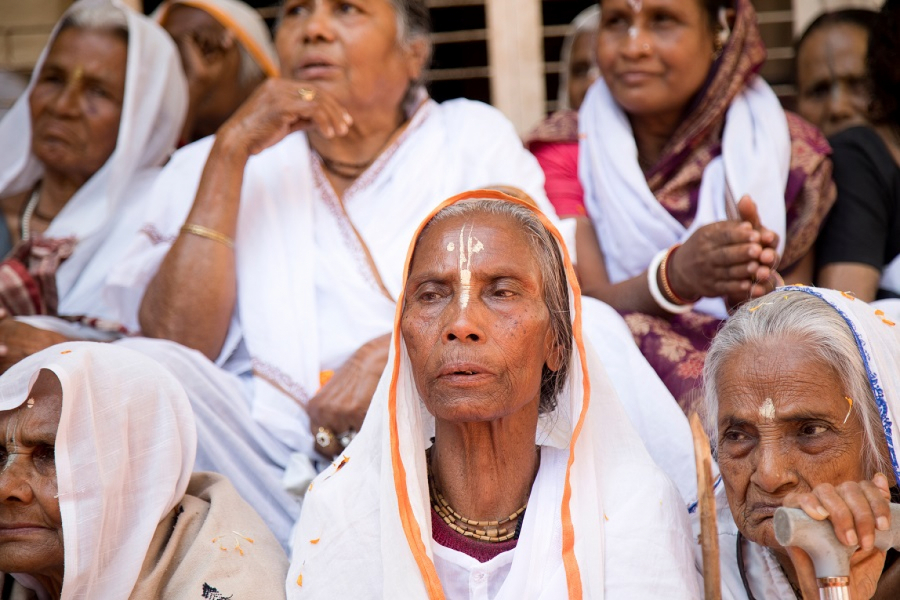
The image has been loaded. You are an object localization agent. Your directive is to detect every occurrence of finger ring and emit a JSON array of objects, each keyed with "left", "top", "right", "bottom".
[
  {"left": 315, "top": 426, "right": 334, "bottom": 448},
  {"left": 298, "top": 87, "right": 316, "bottom": 101},
  {"left": 338, "top": 430, "right": 356, "bottom": 448}
]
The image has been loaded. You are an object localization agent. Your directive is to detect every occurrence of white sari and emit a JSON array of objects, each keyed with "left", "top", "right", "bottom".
[
  {"left": 287, "top": 191, "right": 701, "bottom": 599},
  {"left": 0, "top": 0, "right": 187, "bottom": 327},
  {"left": 696, "top": 287, "right": 900, "bottom": 599}
]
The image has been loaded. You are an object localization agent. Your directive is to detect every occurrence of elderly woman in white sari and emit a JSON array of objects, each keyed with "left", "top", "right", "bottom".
[
  {"left": 287, "top": 191, "right": 700, "bottom": 599},
  {"left": 0, "top": 0, "right": 186, "bottom": 365},
  {"left": 0, "top": 342, "right": 287, "bottom": 599},
  {"left": 698, "top": 287, "right": 900, "bottom": 599}
]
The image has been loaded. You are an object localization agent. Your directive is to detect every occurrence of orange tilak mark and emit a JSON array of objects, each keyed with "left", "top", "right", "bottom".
[
  {"left": 841, "top": 291, "right": 856, "bottom": 300},
  {"left": 310, "top": 538, "right": 320, "bottom": 544}
]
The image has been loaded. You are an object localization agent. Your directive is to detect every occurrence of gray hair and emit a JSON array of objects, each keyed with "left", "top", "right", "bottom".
[
  {"left": 703, "top": 291, "right": 889, "bottom": 477},
  {"left": 59, "top": 3, "right": 129, "bottom": 41},
  {"left": 412, "top": 199, "right": 573, "bottom": 414}
]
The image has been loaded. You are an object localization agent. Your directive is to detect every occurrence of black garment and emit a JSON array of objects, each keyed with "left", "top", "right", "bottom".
[{"left": 817, "top": 126, "right": 900, "bottom": 299}]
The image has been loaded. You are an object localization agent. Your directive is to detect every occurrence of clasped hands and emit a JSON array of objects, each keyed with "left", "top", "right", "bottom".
[{"left": 667, "top": 195, "right": 783, "bottom": 310}]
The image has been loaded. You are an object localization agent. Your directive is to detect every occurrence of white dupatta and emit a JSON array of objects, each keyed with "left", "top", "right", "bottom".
[
  {"left": 286, "top": 191, "right": 699, "bottom": 599},
  {"left": 578, "top": 76, "right": 791, "bottom": 318},
  {"left": 0, "top": 0, "right": 187, "bottom": 321},
  {"left": 106, "top": 98, "right": 565, "bottom": 457},
  {"left": 704, "top": 287, "right": 900, "bottom": 599},
  {"left": 0, "top": 342, "right": 196, "bottom": 600}
]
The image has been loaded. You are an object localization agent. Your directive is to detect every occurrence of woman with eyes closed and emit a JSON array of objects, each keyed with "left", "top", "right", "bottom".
[
  {"left": 287, "top": 190, "right": 700, "bottom": 599},
  {"left": 0, "top": 1, "right": 186, "bottom": 367},
  {"left": 571, "top": 0, "right": 835, "bottom": 411},
  {"left": 698, "top": 287, "right": 900, "bottom": 599}
]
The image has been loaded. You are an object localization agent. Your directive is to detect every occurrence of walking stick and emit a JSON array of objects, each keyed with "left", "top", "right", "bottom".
[{"left": 690, "top": 412, "right": 722, "bottom": 600}]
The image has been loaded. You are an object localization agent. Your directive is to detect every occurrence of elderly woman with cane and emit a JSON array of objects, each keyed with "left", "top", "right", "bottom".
[{"left": 698, "top": 287, "right": 900, "bottom": 599}]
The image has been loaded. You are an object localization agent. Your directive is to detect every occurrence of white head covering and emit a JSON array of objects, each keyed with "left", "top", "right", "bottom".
[
  {"left": 700, "top": 286, "right": 900, "bottom": 600},
  {"left": 0, "top": 342, "right": 197, "bottom": 600},
  {"left": 156, "top": 0, "right": 280, "bottom": 77},
  {"left": 0, "top": 0, "right": 187, "bottom": 318},
  {"left": 287, "top": 190, "right": 699, "bottom": 599},
  {"left": 557, "top": 5, "right": 600, "bottom": 111}
]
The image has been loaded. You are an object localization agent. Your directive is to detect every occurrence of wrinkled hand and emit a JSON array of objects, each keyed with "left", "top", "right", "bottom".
[
  {"left": 783, "top": 474, "right": 892, "bottom": 600},
  {"left": 216, "top": 78, "right": 353, "bottom": 159},
  {"left": 307, "top": 334, "right": 390, "bottom": 459},
  {"left": 668, "top": 196, "right": 781, "bottom": 305},
  {"left": 0, "top": 309, "right": 68, "bottom": 374}
]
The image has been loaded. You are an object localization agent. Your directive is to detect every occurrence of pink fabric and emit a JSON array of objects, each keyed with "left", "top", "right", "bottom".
[
  {"left": 530, "top": 141, "right": 586, "bottom": 218},
  {"left": 430, "top": 507, "right": 518, "bottom": 563}
]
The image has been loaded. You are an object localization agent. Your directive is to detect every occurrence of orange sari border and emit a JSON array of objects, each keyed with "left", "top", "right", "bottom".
[{"left": 388, "top": 189, "right": 588, "bottom": 599}]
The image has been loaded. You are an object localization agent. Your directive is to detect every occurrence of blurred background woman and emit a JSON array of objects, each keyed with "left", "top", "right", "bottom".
[
  {"left": 574, "top": 0, "right": 835, "bottom": 410},
  {"left": 816, "top": 0, "right": 900, "bottom": 301}
]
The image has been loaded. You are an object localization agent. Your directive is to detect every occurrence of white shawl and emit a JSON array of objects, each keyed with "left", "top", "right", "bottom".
[
  {"left": 701, "top": 287, "right": 900, "bottom": 599},
  {"left": 105, "top": 98, "right": 568, "bottom": 457},
  {"left": 578, "top": 76, "right": 791, "bottom": 318},
  {"left": 286, "top": 191, "right": 700, "bottom": 599},
  {"left": 0, "top": 0, "right": 187, "bottom": 321},
  {"left": 0, "top": 342, "right": 196, "bottom": 600}
]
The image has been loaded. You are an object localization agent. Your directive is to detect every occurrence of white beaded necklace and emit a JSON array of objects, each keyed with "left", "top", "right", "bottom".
[{"left": 20, "top": 186, "right": 41, "bottom": 241}]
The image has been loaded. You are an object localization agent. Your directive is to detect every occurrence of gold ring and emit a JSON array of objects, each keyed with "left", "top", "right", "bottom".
[
  {"left": 298, "top": 87, "right": 316, "bottom": 101},
  {"left": 315, "top": 426, "right": 334, "bottom": 448}
]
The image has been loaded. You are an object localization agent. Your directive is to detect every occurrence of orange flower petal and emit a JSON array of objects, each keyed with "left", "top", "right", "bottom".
[
  {"left": 310, "top": 538, "right": 320, "bottom": 544},
  {"left": 884, "top": 319, "right": 896, "bottom": 327},
  {"left": 297, "top": 573, "right": 303, "bottom": 587},
  {"left": 876, "top": 309, "right": 885, "bottom": 317}
]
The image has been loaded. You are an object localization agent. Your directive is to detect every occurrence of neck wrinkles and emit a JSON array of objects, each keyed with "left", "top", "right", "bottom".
[{"left": 430, "top": 408, "right": 541, "bottom": 524}]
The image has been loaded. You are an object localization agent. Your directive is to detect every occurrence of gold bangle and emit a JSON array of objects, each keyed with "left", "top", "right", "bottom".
[{"left": 180, "top": 224, "right": 235, "bottom": 249}]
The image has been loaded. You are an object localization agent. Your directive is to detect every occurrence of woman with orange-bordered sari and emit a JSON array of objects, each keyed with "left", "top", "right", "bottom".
[{"left": 287, "top": 190, "right": 700, "bottom": 599}]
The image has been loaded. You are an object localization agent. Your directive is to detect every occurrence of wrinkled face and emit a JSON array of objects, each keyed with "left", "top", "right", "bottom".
[
  {"left": 597, "top": 0, "right": 716, "bottom": 120},
  {"left": 163, "top": 5, "right": 241, "bottom": 89},
  {"left": 29, "top": 27, "right": 126, "bottom": 184},
  {"left": 0, "top": 370, "right": 64, "bottom": 578},
  {"left": 401, "top": 212, "right": 558, "bottom": 423},
  {"left": 567, "top": 30, "right": 600, "bottom": 111},
  {"left": 277, "top": 0, "right": 426, "bottom": 114},
  {"left": 716, "top": 339, "right": 868, "bottom": 551},
  {"left": 796, "top": 24, "right": 869, "bottom": 138}
]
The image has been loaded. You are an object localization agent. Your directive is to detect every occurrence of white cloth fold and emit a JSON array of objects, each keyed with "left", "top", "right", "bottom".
[
  {"left": 0, "top": 0, "right": 187, "bottom": 322},
  {"left": 0, "top": 342, "right": 196, "bottom": 600},
  {"left": 287, "top": 191, "right": 701, "bottom": 599},
  {"left": 578, "top": 76, "right": 790, "bottom": 318}
]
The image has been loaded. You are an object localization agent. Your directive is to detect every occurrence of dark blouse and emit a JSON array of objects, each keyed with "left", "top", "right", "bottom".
[
  {"left": 817, "top": 126, "right": 900, "bottom": 299},
  {"left": 431, "top": 506, "right": 518, "bottom": 563}
]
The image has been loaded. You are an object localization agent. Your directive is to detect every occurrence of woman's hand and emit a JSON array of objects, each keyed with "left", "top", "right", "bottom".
[
  {"left": 0, "top": 309, "right": 68, "bottom": 374},
  {"left": 783, "top": 474, "right": 893, "bottom": 600},
  {"left": 307, "top": 334, "right": 390, "bottom": 459},
  {"left": 667, "top": 196, "right": 781, "bottom": 304},
  {"left": 215, "top": 78, "right": 353, "bottom": 159}
]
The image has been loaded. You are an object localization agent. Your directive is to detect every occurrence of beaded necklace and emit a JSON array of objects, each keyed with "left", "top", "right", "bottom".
[{"left": 426, "top": 448, "right": 528, "bottom": 543}]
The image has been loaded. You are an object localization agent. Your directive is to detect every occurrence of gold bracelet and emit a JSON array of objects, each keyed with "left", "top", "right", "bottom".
[{"left": 180, "top": 224, "right": 235, "bottom": 249}]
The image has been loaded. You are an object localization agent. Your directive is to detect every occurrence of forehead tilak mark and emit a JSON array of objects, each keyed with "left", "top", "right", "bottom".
[{"left": 759, "top": 398, "right": 775, "bottom": 421}]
